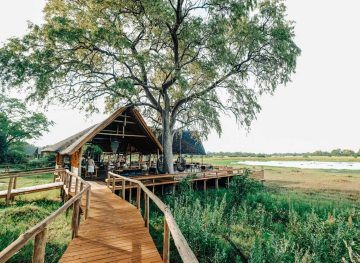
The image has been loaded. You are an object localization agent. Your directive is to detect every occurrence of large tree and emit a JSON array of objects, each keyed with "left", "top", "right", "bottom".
[
  {"left": 0, "top": 95, "right": 53, "bottom": 163},
  {"left": 0, "top": 0, "right": 300, "bottom": 173}
]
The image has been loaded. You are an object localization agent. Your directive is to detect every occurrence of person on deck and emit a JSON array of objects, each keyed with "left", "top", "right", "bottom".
[{"left": 87, "top": 157, "right": 96, "bottom": 178}]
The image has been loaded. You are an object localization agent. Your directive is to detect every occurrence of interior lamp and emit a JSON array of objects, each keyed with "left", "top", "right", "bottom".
[{"left": 110, "top": 139, "right": 120, "bottom": 153}]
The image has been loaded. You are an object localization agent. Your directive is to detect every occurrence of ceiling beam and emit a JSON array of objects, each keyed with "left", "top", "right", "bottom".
[{"left": 97, "top": 132, "right": 147, "bottom": 138}]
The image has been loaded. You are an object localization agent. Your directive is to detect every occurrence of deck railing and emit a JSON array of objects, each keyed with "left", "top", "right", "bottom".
[
  {"left": 0, "top": 168, "right": 62, "bottom": 205},
  {"left": 108, "top": 171, "right": 198, "bottom": 263},
  {"left": 0, "top": 169, "right": 91, "bottom": 263}
]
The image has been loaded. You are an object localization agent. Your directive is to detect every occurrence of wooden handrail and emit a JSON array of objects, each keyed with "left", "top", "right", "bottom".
[
  {"left": 0, "top": 169, "right": 91, "bottom": 263},
  {"left": 0, "top": 168, "right": 59, "bottom": 179},
  {"left": 108, "top": 172, "right": 198, "bottom": 263}
]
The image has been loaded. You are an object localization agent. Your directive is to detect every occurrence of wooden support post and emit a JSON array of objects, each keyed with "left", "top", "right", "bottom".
[
  {"left": 152, "top": 185, "right": 155, "bottom": 193},
  {"left": 10, "top": 177, "right": 17, "bottom": 201},
  {"left": 161, "top": 185, "right": 164, "bottom": 195},
  {"left": 136, "top": 185, "right": 141, "bottom": 210},
  {"left": 13, "top": 177, "right": 17, "bottom": 189},
  {"left": 129, "top": 186, "right": 132, "bottom": 203},
  {"left": 68, "top": 175, "right": 73, "bottom": 198},
  {"left": 72, "top": 199, "right": 81, "bottom": 238},
  {"left": 75, "top": 178, "right": 79, "bottom": 195},
  {"left": 80, "top": 181, "right": 84, "bottom": 191},
  {"left": 215, "top": 178, "right": 219, "bottom": 189},
  {"left": 112, "top": 177, "right": 115, "bottom": 193},
  {"left": 85, "top": 188, "right": 90, "bottom": 219},
  {"left": 163, "top": 218, "right": 170, "bottom": 263},
  {"left": 107, "top": 173, "right": 110, "bottom": 188},
  {"left": 227, "top": 177, "right": 230, "bottom": 188},
  {"left": 122, "top": 179, "right": 126, "bottom": 200},
  {"left": 172, "top": 184, "right": 176, "bottom": 194},
  {"left": 32, "top": 228, "right": 47, "bottom": 263},
  {"left": 203, "top": 180, "right": 207, "bottom": 191},
  {"left": 144, "top": 194, "right": 149, "bottom": 228},
  {"left": 6, "top": 177, "right": 13, "bottom": 205}
]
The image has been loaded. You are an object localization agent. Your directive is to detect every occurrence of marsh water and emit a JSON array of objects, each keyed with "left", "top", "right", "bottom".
[{"left": 236, "top": 160, "right": 360, "bottom": 170}]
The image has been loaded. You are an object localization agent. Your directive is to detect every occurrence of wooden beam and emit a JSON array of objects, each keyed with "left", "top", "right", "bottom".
[
  {"left": 72, "top": 199, "right": 80, "bottom": 238},
  {"left": 163, "top": 219, "right": 170, "bottom": 263},
  {"left": 85, "top": 188, "right": 90, "bottom": 219},
  {"left": 6, "top": 177, "right": 13, "bottom": 205},
  {"left": 98, "top": 132, "right": 147, "bottom": 138},
  {"left": 122, "top": 180, "right": 126, "bottom": 200},
  {"left": 32, "top": 228, "right": 47, "bottom": 263},
  {"left": 136, "top": 185, "right": 141, "bottom": 210},
  {"left": 113, "top": 120, "right": 136, "bottom": 124}
]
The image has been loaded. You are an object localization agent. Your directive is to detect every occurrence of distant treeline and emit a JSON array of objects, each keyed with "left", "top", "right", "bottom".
[{"left": 208, "top": 148, "right": 360, "bottom": 157}]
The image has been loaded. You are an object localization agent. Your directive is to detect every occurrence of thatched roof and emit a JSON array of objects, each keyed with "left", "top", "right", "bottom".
[{"left": 42, "top": 107, "right": 163, "bottom": 155}]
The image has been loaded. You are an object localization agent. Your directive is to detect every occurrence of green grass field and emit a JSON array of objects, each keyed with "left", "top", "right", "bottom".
[
  {"left": 1, "top": 156, "right": 359, "bottom": 262},
  {"left": 0, "top": 172, "right": 71, "bottom": 263}
]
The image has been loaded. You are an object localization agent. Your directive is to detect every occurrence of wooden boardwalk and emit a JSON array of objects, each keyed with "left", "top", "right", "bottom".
[{"left": 60, "top": 182, "right": 162, "bottom": 263}]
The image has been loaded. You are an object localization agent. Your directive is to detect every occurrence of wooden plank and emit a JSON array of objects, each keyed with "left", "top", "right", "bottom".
[{"left": 60, "top": 184, "right": 162, "bottom": 263}]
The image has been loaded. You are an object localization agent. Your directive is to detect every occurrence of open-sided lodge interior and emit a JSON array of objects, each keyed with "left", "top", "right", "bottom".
[
  {"left": 42, "top": 106, "right": 212, "bottom": 180},
  {"left": 42, "top": 106, "right": 164, "bottom": 178}
]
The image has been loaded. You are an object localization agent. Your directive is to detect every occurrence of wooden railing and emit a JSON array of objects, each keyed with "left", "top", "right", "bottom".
[
  {"left": 0, "top": 169, "right": 91, "bottom": 263},
  {"left": 108, "top": 171, "right": 198, "bottom": 263},
  {"left": 0, "top": 168, "right": 62, "bottom": 205}
]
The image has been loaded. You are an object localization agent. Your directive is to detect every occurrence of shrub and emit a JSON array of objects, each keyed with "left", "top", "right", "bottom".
[{"left": 229, "top": 169, "right": 263, "bottom": 203}]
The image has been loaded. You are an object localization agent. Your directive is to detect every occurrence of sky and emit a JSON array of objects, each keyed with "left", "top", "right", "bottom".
[{"left": 1, "top": 0, "right": 360, "bottom": 153}]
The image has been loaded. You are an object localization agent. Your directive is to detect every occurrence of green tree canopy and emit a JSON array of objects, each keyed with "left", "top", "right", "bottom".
[
  {"left": 0, "top": 95, "right": 53, "bottom": 163},
  {"left": 0, "top": 0, "right": 300, "bottom": 172}
]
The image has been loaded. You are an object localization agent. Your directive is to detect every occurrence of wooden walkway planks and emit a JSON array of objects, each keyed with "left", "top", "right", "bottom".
[{"left": 60, "top": 182, "right": 162, "bottom": 263}]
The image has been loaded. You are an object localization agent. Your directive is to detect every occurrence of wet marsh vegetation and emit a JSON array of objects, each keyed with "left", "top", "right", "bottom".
[{"left": 150, "top": 172, "right": 360, "bottom": 263}]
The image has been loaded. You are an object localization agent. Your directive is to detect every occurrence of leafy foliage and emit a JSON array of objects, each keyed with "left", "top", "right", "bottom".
[
  {"left": 0, "top": 0, "right": 300, "bottom": 172},
  {"left": 0, "top": 94, "right": 53, "bottom": 163}
]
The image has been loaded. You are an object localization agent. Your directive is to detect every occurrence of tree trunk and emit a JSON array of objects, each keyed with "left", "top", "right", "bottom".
[{"left": 162, "top": 108, "right": 174, "bottom": 174}]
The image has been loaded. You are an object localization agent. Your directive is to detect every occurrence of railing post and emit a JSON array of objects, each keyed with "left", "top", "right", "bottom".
[
  {"left": 163, "top": 218, "right": 170, "bottom": 263},
  {"left": 129, "top": 183, "right": 132, "bottom": 203},
  {"left": 72, "top": 198, "right": 80, "bottom": 238},
  {"left": 136, "top": 185, "right": 141, "bottom": 210},
  {"left": 11, "top": 176, "right": 17, "bottom": 201},
  {"left": 144, "top": 193, "right": 149, "bottom": 228},
  {"left": 13, "top": 177, "right": 17, "bottom": 190},
  {"left": 32, "top": 227, "right": 47, "bottom": 263},
  {"left": 75, "top": 178, "right": 79, "bottom": 195},
  {"left": 122, "top": 179, "right": 126, "bottom": 200},
  {"left": 215, "top": 172, "right": 219, "bottom": 189},
  {"left": 6, "top": 177, "right": 14, "bottom": 205},
  {"left": 112, "top": 176, "right": 116, "bottom": 193},
  {"left": 85, "top": 188, "right": 90, "bottom": 219},
  {"left": 68, "top": 174, "right": 73, "bottom": 197},
  {"left": 203, "top": 180, "right": 207, "bottom": 191},
  {"left": 227, "top": 177, "right": 230, "bottom": 188}
]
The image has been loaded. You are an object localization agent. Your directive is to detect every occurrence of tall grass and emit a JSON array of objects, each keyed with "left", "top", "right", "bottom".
[
  {"left": 151, "top": 172, "right": 360, "bottom": 263},
  {"left": 0, "top": 199, "right": 72, "bottom": 263}
]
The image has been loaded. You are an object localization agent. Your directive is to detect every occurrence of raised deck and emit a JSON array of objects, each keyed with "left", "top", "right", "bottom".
[{"left": 60, "top": 181, "right": 162, "bottom": 263}]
